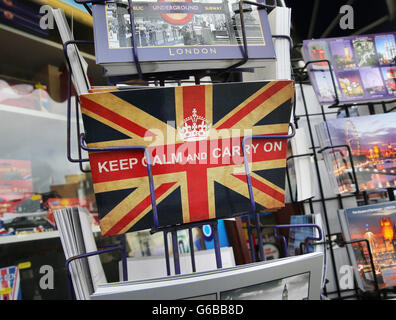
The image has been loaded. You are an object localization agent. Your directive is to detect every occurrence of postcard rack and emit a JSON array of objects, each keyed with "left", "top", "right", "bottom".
[
  {"left": 61, "top": 0, "right": 326, "bottom": 300},
  {"left": 288, "top": 54, "right": 396, "bottom": 300},
  {"left": 74, "top": 0, "right": 295, "bottom": 84}
]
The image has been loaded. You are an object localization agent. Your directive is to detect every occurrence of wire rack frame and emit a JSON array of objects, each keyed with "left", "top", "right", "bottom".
[
  {"left": 290, "top": 54, "right": 396, "bottom": 300},
  {"left": 61, "top": 0, "right": 325, "bottom": 300}
]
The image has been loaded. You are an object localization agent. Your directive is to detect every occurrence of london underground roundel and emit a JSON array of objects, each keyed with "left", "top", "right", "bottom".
[{"left": 159, "top": 0, "right": 194, "bottom": 25}]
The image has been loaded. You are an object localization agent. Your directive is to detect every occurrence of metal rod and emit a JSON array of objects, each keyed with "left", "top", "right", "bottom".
[
  {"left": 286, "top": 153, "right": 314, "bottom": 204},
  {"left": 255, "top": 213, "right": 265, "bottom": 261},
  {"left": 80, "top": 134, "right": 160, "bottom": 230},
  {"left": 66, "top": 245, "right": 125, "bottom": 300},
  {"left": 307, "top": 0, "right": 320, "bottom": 39},
  {"left": 286, "top": 153, "right": 314, "bottom": 162},
  {"left": 171, "top": 230, "right": 181, "bottom": 275},
  {"left": 363, "top": 191, "right": 369, "bottom": 205},
  {"left": 241, "top": 124, "right": 296, "bottom": 263},
  {"left": 246, "top": 214, "right": 256, "bottom": 263},
  {"left": 212, "top": 221, "right": 223, "bottom": 269},
  {"left": 273, "top": 227, "right": 289, "bottom": 257},
  {"left": 285, "top": 163, "right": 295, "bottom": 203},
  {"left": 188, "top": 228, "right": 196, "bottom": 272},
  {"left": 163, "top": 231, "right": 171, "bottom": 276},
  {"left": 344, "top": 239, "right": 381, "bottom": 299},
  {"left": 242, "top": 123, "right": 296, "bottom": 214},
  {"left": 351, "top": 15, "right": 390, "bottom": 36},
  {"left": 382, "top": 102, "right": 387, "bottom": 113},
  {"left": 328, "top": 99, "right": 396, "bottom": 110},
  {"left": 64, "top": 40, "right": 93, "bottom": 165},
  {"left": 337, "top": 194, "right": 344, "bottom": 210},
  {"left": 120, "top": 234, "right": 128, "bottom": 281},
  {"left": 261, "top": 224, "right": 323, "bottom": 245},
  {"left": 318, "top": 144, "right": 360, "bottom": 195},
  {"left": 307, "top": 193, "right": 356, "bottom": 203},
  {"left": 280, "top": 235, "right": 288, "bottom": 257},
  {"left": 308, "top": 198, "right": 314, "bottom": 214},
  {"left": 294, "top": 111, "right": 340, "bottom": 118},
  {"left": 345, "top": 106, "right": 351, "bottom": 118},
  {"left": 388, "top": 188, "right": 395, "bottom": 201},
  {"left": 368, "top": 103, "right": 375, "bottom": 115},
  {"left": 194, "top": 75, "right": 201, "bottom": 85},
  {"left": 298, "top": 81, "right": 341, "bottom": 298},
  {"left": 126, "top": 0, "right": 143, "bottom": 79},
  {"left": 75, "top": 96, "right": 91, "bottom": 173}
]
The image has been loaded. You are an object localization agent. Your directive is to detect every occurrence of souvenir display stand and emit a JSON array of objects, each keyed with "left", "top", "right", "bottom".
[
  {"left": 289, "top": 54, "right": 396, "bottom": 300},
  {"left": 61, "top": 0, "right": 325, "bottom": 300}
]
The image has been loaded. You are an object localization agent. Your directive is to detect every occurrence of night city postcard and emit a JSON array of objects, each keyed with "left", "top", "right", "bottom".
[
  {"left": 318, "top": 112, "right": 396, "bottom": 194},
  {"left": 344, "top": 202, "right": 396, "bottom": 290}
]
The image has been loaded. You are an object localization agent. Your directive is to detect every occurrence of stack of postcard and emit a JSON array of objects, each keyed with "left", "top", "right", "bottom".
[
  {"left": 303, "top": 32, "right": 396, "bottom": 104},
  {"left": 54, "top": 207, "right": 107, "bottom": 300},
  {"left": 339, "top": 201, "right": 396, "bottom": 292}
]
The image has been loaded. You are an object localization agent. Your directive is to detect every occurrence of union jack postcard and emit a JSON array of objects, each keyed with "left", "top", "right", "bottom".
[
  {"left": 0, "top": 266, "right": 20, "bottom": 300},
  {"left": 80, "top": 81, "right": 294, "bottom": 236}
]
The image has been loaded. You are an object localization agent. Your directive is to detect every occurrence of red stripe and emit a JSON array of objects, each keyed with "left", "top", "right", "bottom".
[
  {"left": 104, "top": 182, "right": 177, "bottom": 236},
  {"left": 182, "top": 85, "right": 206, "bottom": 120},
  {"left": 89, "top": 138, "right": 287, "bottom": 184},
  {"left": 80, "top": 95, "right": 156, "bottom": 138},
  {"left": 216, "top": 81, "right": 290, "bottom": 130},
  {"left": 1, "top": 269, "right": 9, "bottom": 300},
  {"left": 233, "top": 174, "right": 285, "bottom": 204},
  {"left": 186, "top": 169, "right": 209, "bottom": 222}
]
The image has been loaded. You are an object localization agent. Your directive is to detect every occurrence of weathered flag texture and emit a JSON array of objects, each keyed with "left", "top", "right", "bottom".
[{"left": 80, "top": 81, "right": 294, "bottom": 236}]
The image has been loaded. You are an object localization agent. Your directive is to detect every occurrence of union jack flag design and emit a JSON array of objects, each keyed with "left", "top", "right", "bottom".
[
  {"left": 80, "top": 81, "right": 294, "bottom": 236},
  {"left": 0, "top": 266, "right": 20, "bottom": 300}
]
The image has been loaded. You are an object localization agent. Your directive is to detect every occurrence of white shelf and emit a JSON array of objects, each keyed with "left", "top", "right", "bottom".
[
  {"left": 0, "top": 225, "right": 101, "bottom": 245},
  {"left": 0, "top": 230, "right": 61, "bottom": 244},
  {"left": 0, "top": 101, "right": 82, "bottom": 157},
  {"left": 0, "top": 104, "right": 69, "bottom": 122}
]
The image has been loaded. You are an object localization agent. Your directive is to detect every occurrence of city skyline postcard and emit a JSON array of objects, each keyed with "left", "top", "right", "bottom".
[
  {"left": 303, "top": 32, "right": 396, "bottom": 104},
  {"left": 318, "top": 112, "right": 396, "bottom": 194},
  {"left": 375, "top": 34, "right": 396, "bottom": 65},
  {"left": 329, "top": 39, "right": 356, "bottom": 69},
  {"left": 344, "top": 202, "right": 396, "bottom": 290}
]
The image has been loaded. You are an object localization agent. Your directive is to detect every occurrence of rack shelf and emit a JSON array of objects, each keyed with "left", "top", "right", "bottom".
[
  {"left": 0, "top": 225, "right": 100, "bottom": 245},
  {"left": 0, "top": 103, "right": 69, "bottom": 121},
  {"left": 0, "top": 103, "right": 79, "bottom": 153}
]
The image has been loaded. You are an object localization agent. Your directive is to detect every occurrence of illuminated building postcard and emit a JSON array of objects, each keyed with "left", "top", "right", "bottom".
[
  {"left": 316, "top": 112, "right": 396, "bottom": 194},
  {"left": 80, "top": 81, "right": 293, "bottom": 236},
  {"left": 342, "top": 201, "right": 396, "bottom": 290},
  {"left": 303, "top": 32, "right": 396, "bottom": 104}
]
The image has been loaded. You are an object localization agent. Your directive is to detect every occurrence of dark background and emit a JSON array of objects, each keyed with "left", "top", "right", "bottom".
[{"left": 285, "top": 0, "right": 395, "bottom": 42}]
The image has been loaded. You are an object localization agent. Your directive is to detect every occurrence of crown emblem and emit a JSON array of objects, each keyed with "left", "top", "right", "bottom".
[{"left": 177, "top": 108, "right": 211, "bottom": 141}]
